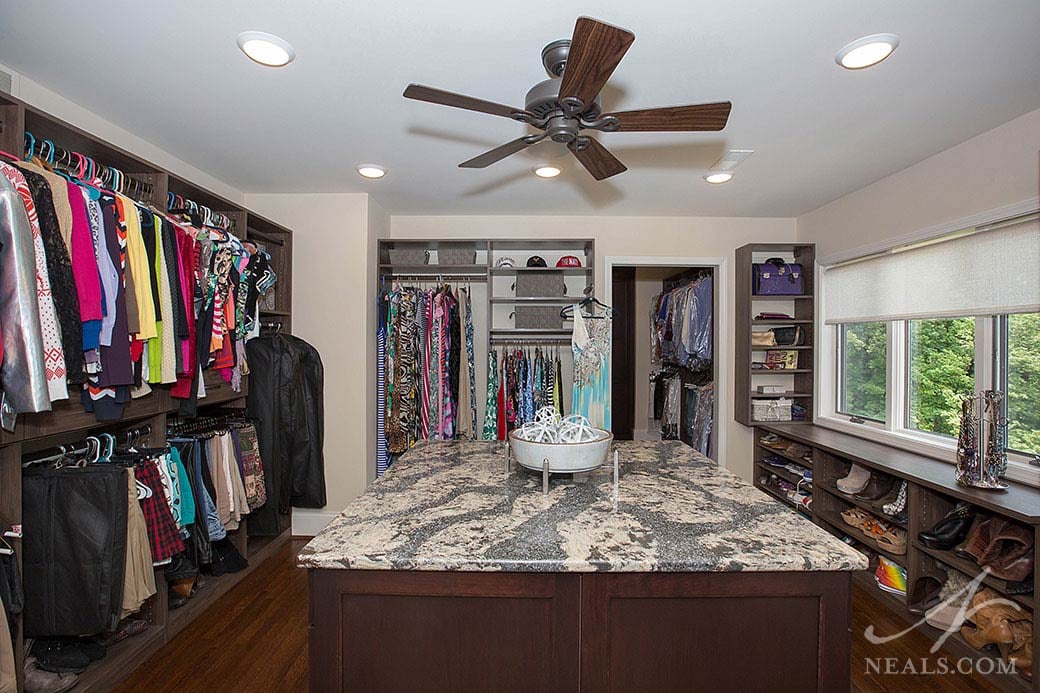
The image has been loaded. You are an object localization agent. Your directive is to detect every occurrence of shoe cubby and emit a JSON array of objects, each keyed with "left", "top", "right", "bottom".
[{"left": 754, "top": 423, "right": 1038, "bottom": 690}]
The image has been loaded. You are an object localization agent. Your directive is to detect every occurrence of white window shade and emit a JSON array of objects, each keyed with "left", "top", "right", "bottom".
[{"left": 824, "top": 214, "right": 1040, "bottom": 324}]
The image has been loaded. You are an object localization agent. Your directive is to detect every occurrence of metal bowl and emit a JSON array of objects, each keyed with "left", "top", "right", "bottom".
[{"left": 508, "top": 429, "right": 613, "bottom": 474}]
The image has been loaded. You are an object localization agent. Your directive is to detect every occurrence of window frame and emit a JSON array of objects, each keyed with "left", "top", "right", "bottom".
[
  {"left": 821, "top": 313, "right": 1039, "bottom": 487},
  {"left": 835, "top": 322, "right": 886, "bottom": 424}
]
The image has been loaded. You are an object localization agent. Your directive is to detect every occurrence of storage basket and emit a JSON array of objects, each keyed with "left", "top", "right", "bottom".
[
  {"left": 437, "top": 245, "right": 476, "bottom": 265},
  {"left": 752, "top": 398, "right": 792, "bottom": 422},
  {"left": 515, "top": 271, "right": 565, "bottom": 297},
  {"left": 515, "top": 306, "right": 564, "bottom": 330},
  {"left": 388, "top": 248, "right": 429, "bottom": 265},
  {"left": 515, "top": 269, "right": 566, "bottom": 329}
]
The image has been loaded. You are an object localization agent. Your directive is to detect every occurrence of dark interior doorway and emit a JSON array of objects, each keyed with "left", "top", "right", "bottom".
[{"left": 611, "top": 266, "right": 636, "bottom": 439}]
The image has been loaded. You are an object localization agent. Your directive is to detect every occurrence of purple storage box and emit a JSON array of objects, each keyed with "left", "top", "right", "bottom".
[{"left": 752, "top": 259, "right": 804, "bottom": 295}]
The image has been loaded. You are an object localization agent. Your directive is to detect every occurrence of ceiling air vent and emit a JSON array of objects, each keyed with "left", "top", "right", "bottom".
[
  {"left": 712, "top": 149, "right": 755, "bottom": 171},
  {"left": 0, "top": 63, "right": 21, "bottom": 97}
]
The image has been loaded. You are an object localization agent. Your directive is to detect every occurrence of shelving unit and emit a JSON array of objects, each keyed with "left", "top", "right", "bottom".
[
  {"left": 753, "top": 423, "right": 1039, "bottom": 692},
  {"left": 735, "top": 243, "right": 816, "bottom": 426},
  {"left": 0, "top": 89, "right": 295, "bottom": 690}
]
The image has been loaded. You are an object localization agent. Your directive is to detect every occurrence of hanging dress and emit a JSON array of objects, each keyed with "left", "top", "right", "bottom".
[
  {"left": 482, "top": 349, "right": 498, "bottom": 440},
  {"left": 571, "top": 305, "right": 611, "bottom": 429}
]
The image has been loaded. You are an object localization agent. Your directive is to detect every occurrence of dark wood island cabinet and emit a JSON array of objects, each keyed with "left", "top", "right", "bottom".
[{"left": 302, "top": 441, "right": 864, "bottom": 692}]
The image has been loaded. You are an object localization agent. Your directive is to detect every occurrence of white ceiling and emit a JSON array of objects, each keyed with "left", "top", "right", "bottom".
[{"left": 2, "top": 1, "right": 1038, "bottom": 217}]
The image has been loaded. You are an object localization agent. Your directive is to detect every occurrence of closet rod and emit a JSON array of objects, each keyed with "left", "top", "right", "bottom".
[
  {"left": 490, "top": 337, "right": 571, "bottom": 345},
  {"left": 23, "top": 423, "right": 153, "bottom": 465},
  {"left": 167, "top": 411, "right": 246, "bottom": 435},
  {"left": 23, "top": 131, "right": 154, "bottom": 200}
]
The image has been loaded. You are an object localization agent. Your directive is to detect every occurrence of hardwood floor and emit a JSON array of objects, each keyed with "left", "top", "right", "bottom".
[
  {"left": 113, "top": 540, "right": 1007, "bottom": 692},
  {"left": 113, "top": 539, "right": 310, "bottom": 693}
]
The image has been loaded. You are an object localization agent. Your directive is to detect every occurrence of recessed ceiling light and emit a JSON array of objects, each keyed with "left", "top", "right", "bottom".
[
  {"left": 237, "top": 31, "right": 296, "bottom": 67},
  {"left": 356, "top": 164, "right": 387, "bottom": 179},
  {"left": 534, "top": 165, "right": 561, "bottom": 178},
  {"left": 703, "top": 171, "right": 733, "bottom": 184},
  {"left": 835, "top": 33, "right": 899, "bottom": 70}
]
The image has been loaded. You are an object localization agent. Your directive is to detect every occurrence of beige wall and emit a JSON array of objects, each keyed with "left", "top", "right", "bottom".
[
  {"left": 244, "top": 193, "right": 375, "bottom": 532},
  {"left": 391, "top": 215, "right": 798, "bottom": 482},
  {"left": 15, "top": 74, "right": 244, "bottom": 204},
  {"left": 798, "top": 107, "right": 1040, "bottom": 259}
]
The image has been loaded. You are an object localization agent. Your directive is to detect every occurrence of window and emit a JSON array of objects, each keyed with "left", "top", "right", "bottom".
[
  {"left": 907, "top": 317, "right": 975, "bottom": 437},
  {"left": 1006, "top": 312, "right": 1040, "bottom": 455},
  {"left": 838, "top": 322, "right": 887, "bottom": 422},
  {"left": 821, "top": 210, "right": 1039, "bottom": 482}
]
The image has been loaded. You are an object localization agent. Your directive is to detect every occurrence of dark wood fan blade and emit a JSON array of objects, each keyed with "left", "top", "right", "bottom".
[
  {"left": 459, "top": 138, "right": 534, "bottom": 168},
  {"left": 568, "top": 137, "right": 627, "bottom": 180},
  {"left": 605, "top": 102, "right": 732, "bottom": 131},
  {"left": 558, "top": 17, "right": 635, "bottom": 115},
  {"left": 403, "top": 84, "right": 531, "bottom": 119}
]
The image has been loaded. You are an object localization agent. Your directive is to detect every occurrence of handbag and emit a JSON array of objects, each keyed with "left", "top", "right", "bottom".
[
  {"left": 772, "top": 326, "right": 804, "bottom": 346},
  {"left": 752, "top": 257, "right": 804, "bottom": 295},
  {"left": 752, "top": 331, "right": 777, "bottom": 347}
]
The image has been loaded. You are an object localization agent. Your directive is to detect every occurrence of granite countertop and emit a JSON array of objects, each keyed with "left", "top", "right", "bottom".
[{"left": 299, "top": 440, "right": 868, "bottom": 573}]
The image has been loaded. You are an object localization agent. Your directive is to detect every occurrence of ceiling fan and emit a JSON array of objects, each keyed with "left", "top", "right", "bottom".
[{"left": 403, "top": 16, "right": 731, "bottom": 181}]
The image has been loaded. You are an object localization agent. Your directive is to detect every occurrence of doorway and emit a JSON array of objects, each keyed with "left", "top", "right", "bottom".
[{"left": 606, "top": 257, "right": 726, "bottom": 463}]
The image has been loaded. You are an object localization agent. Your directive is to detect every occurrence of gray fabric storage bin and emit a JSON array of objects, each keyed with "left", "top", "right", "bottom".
[
  {"left": 438, "top": 245, "right": 477, "bottom": 265},
  {"left": 515, "top": 306, "right": 564, "bottom": 330},
  {"left": 515, "top": 271, "right": 565, "bottom": 297},
  {"left": 515, "top": 270, "right": 566, "bottom": 329},
  {"left": 388, "top": 248, "right": 429, "bottom": 265}
]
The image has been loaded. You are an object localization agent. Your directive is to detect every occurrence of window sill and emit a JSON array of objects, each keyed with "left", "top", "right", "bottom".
[{"left": 815, "top": 416, "right": 1040, "bottom": 488}]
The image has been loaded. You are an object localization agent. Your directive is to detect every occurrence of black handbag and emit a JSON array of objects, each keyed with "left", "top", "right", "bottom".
[{"left": 772, "top": 326, "right": 804, "bottom": 346}]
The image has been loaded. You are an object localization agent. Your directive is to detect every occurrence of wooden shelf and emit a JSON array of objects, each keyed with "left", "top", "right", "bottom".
[
  {"left": 378, "top": 264, "right": 487, "bottom": 275},
  {"left": 490, "top": 328, "right": 572, "bottom": 335},
  {"left": 489, "top": 297, "right": 574, "bottom": 304},
  {"left": 756, "top": 460, "right": 811, "bottom": 488},
  {"left": 815, "top": 482, "right": 907, "bottom": 529},
  {"left": 260, "top": 309, "right": 291, "bottom": 316},
  {"left": 913, "top": 540, "right": 1034, "bottom": 609},
  {"left": 757, "top": 443, "right": 814, "bottom": 467},
  {"left": 815, "top": 507, "right": 908, "bottom": 565},
  {"left": 755, "top": 479, "right": 812, "bottom": 519},
  {"left": 750, "top": 295, "right": 813, "bottom": 300},
  {"left": 751, "top": 318, "right": 813, "bottom": 324},
  {"left": 751, "top": 368, "right": 813, "bottom": 374},
  {"left": 750, "top": 345, "right": 813, "bottom": 350},
  {"left": 850, "top": 569, "right": 907, "bottom": 612},
  {"left": 489, "top": 267, "right": 591, "bottom": 275},
  {"left": 751, "top": 391, "right": 813, "bottom": 398}
]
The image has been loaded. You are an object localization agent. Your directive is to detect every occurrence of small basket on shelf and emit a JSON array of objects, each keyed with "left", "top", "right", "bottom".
[{"left": 752, "top": 398, "right": 793, "bottom": 422}]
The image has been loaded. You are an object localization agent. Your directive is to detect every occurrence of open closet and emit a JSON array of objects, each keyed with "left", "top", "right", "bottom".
[
  {"left": 611, "top": 266, "right": 716, "bottom": 458},
  {"left": 375, "top": 238, "right": 602, "bottom": 470},
  {"left": 0, "top": 89, "right": 298, "bottom": 690}
]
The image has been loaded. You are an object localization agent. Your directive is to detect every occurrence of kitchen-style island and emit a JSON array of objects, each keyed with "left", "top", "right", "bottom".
[{"left": 300, "top": 440, "right": 866, "bottom": 692}]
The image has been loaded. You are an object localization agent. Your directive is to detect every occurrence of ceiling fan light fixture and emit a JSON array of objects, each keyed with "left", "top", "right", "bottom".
[
  {"left": 835, "top": 33, "right": 899, "bottom": 69},
  {"left": 534, "top": 165, "right": 562, "bottom": 178},
  {"left": 703, "top": 171, "right": 733, "bottom": 184},
  {"left": 356, "top": 165, "right": 387, "bottom": 179},
  {"left": 236, "top": 31, "right": 295, "bottom": 67}
]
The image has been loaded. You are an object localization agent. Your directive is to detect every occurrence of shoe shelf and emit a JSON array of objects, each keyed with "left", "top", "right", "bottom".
[
  {"left": 912, "top": 540, "right": 1034, "bottom": 610},
  {"left": 755, "top": 460, "right": 811, "bottom": 489},
  {"left": 756, "top": 443, "right": 813, "bottom": 468},
  {"left": 815, "top": 482, "right": 907, "bottom": 529},
  {"left": 756, "top": 478, "right": 812, "bottom": 520},
  {"left": 815, "top": 507, "right": 908, "bottom": 566},
  {"left": 754, "top": 422, "right": 1039, "bottom": 692}
]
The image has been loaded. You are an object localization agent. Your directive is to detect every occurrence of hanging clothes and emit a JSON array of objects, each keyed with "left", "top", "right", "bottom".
[
  {"left": 482, "top": 349, "right": 498, "bottom": 440},
  {"left": 572, "top": 303, "right": 612, "bottom": 429},
  {"left": 245, "top": 333, "right": 325, "bottom": 535},
  {"left": 0, "top": 174, "right": 50, "bottom": 421}
]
